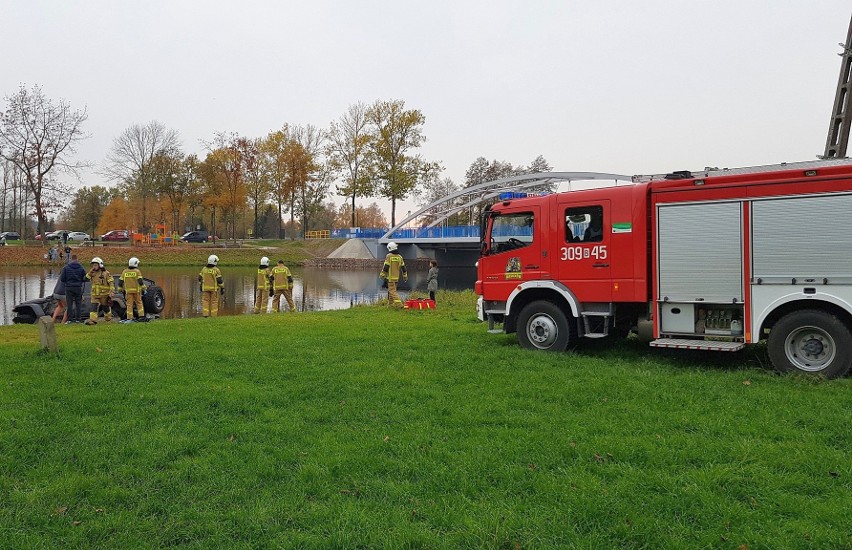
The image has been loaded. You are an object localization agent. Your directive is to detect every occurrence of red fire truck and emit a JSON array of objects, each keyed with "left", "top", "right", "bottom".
[{"left": 475, "top": 158, "right": 852, "bottom": 378}]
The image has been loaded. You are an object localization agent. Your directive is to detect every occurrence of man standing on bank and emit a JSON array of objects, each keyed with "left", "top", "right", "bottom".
[
  {"left": 380, "top": 242, "right": 407, "bottom": 307},
  {"left": 254, "top": 256, "right": 273, "bottom": 314},
  {"left": 60, "top": 254, "right": 86, "bottom": 323},
  {"left": 271, "top": 259, "right": 296, "bottom": 312},
  {"left": 199, "top": 254, "right": 225, "bottom": 317}
]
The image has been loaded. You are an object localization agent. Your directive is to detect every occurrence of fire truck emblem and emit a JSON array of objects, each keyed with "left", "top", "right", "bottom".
[{"left": 505, "top": 257, "right": 522, "bottom": 279}]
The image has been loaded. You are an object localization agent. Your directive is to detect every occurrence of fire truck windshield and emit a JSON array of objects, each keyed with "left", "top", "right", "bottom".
[{"left": 487, "top": 212, "right": 534, "bottom": 254}]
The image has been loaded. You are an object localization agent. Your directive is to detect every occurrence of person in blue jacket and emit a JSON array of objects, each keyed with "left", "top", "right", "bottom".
[{"left": 59, "top": 254, "right": 87, "bottom": 323}]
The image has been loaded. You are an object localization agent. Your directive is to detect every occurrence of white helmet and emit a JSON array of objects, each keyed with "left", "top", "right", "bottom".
[
  {"left": 208, "top": 254, "right": 219, "bottom": 266},
  {"left": 91, "top": 257, "right": 104, "bottom": 268},
  {"left": 260, "top": 256, "right": 269, "bottom": 267},
  {"left": 387, "top": 242, "right": 398, "bottom": 252},
  {"left": 128, "top": 257, "right": 139, "bottom": 268}
]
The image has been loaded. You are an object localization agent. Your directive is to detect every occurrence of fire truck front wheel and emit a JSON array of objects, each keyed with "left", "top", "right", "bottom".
[
  {"left": 767, "top": 310, "right": 852, "bottom": 379},
  {"left": 517, "top": 300, "right": 572, "bottom": 351}
]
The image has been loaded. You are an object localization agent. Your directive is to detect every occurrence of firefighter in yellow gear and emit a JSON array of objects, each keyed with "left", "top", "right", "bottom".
[
  {"left": 271, "top": 259, "right": 296, "bottom": 312},
  {"left": 85, "top": 257, "right": 114, "bottom": 324},
  {"left": 119, "top": 256, "right": 147, "bottom": 321},
  {"left": 198, "top": 254, "right": 224, "bottom": 317},
  {"left": 254, "top": 256, "right": 273, "bottom": 314},
  {"left": 380, "top": 242, "right": 407, "bottom": 307}
]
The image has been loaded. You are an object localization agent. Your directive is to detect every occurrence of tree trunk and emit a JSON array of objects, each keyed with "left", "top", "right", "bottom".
[
  {"left": 288, "top": 196, "right": 295, "bottom": 239},
  {"left": 253, "top": 202, "right": 258, "bottom": 238}
]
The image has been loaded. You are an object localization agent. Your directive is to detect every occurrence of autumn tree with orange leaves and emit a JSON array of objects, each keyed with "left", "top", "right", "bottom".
[
  {"left": 200, "top": 132, "right": 248, "bottom": 240},
  {"left": 97, "top": 197, "right": 131, "bottom": 236}
]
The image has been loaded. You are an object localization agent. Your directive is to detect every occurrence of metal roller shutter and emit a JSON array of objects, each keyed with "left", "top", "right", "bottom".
[
  {"left": 657, "top": 202, "right": 743, "bottom": 302},
  {"left": 752, "top": 193, "right": 852, "bottom": 281}
]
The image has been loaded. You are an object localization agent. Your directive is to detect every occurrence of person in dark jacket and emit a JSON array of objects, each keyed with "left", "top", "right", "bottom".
[
  {"left": 60, "top": 254, "right": 87, "bottom": 323},
  {"left": 426, "top": 260, "right": 439, "bottom": 302}
]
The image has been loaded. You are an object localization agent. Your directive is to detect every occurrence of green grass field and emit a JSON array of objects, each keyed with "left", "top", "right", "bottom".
[{"left": 1, "top": 292, "right": 850, "bottom": 548}]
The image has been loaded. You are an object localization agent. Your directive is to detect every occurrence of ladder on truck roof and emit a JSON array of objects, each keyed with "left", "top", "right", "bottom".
[
  {"left": 824, "top": 14, "right": 852, "bottom": 159},
  {"left": 632, "top": 157, "right": 852, "bottom": 184}
]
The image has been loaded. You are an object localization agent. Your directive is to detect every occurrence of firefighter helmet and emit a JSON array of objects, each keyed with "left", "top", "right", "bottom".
[
  {"left": 91, "top": 257, "right": 104, "bottom": 267},
  {"left": 260, "top": 256, "right": 269, "bottom": 267},
  {"left": 128, "top": 257, "right": 139, "bottom": 268},
  {"left": 208, "top": 254, "right": 219, "bottom": 266},
  {"left": 387, "top": 242, "right": 398, "bottom": 252}
]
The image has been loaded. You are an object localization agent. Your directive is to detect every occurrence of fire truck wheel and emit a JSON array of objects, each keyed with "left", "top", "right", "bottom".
[
  {"left": 767, "top": 310, "right": 852, "bottom": 379},
  {"left": 517, "top": 300, "right": 571, "bottom": 351}
]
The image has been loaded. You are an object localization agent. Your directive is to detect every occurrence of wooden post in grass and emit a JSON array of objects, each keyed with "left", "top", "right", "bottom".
[{"left": 37, "top": 316, "right": 58, "bottom": 353}]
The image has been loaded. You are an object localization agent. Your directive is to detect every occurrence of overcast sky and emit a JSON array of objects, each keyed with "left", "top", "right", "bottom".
[{"left": 3, "top": 0, "right": 850, "bottom": 223}]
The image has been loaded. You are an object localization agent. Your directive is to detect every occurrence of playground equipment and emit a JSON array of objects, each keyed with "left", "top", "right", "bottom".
[{"left": 131, "top": 223, "right": 180, "bottom": 246}]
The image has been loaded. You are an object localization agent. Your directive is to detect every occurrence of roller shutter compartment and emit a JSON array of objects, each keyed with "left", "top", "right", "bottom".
[{"left": 657, "top": 202, "right": 742, "bottom": 302}]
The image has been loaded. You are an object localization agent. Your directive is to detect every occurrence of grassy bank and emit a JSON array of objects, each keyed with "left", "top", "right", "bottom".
[
  {"left": 1, "top": 292, "right": 850, "bottom": 547},
  {"left": 0, "top": 239, "right": 345, "bottom": 267}
]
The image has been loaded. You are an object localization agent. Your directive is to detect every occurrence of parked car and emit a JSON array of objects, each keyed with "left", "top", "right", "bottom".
[
  {"left": 66, "top": 231, "right": 91, "bottom": 242},
  {"left": 46, "top": 230, "right": 70, "bottom": 241},
  {"left": 11, "top": 275, "right": 165, "bottom": 324},
  {"left": 0, "top": 231, "right": 21, "bottom": 240},
  {"left": 100, "top": 230, "right": 129, "bottom": 242},
  {"left": 180, "top": 230, "right": 209, "bottom": 243}
]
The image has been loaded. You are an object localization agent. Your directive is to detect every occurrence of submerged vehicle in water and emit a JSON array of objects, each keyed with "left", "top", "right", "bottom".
[{"left": 12, "top": 275, "right": 165, "bottom": 324}]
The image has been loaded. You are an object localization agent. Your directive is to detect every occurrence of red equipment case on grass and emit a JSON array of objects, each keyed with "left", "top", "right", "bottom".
[{"left": 404, "top": 299, "right": 435, "bottom": 310}]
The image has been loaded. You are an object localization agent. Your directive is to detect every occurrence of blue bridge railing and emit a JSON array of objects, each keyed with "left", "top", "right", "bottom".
[
  {"left": 330, "top": 226, "right": 480, "bottom": 240},
  {"left": 330, "top": 228, "right": 388, "bottom": 239}
]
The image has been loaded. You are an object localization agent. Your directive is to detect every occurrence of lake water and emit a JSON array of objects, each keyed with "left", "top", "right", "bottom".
[{"left": 0, "top": 265, "right": 477, "bottom": 325}]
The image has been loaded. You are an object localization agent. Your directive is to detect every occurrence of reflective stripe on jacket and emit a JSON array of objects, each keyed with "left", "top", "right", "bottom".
[
  {"left": 381, "top": 253, "right": 407, "bottom": 282},
  {"left": 87, "top": 269, "right": 114, "bottom": 297},
  {"left": 272, "top": 266, "right": 292, "bottom": 290},
  {"left": 199, "top": 267, "right": 223, "bottom": 291},
  {"left": 257, "top": 267, "right": 272, "bottom": 290},
  {"left": 120, "top": 268, "right": 145, "bottom": 293}
]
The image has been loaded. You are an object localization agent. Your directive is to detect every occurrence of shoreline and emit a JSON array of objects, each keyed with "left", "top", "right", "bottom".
[
  {"left": 1, "top": 243, "right": 436, "bottom": 270},
  {"left": 0, "top": 240, "right": 341, "bottom": 267},
  {"left": 304, "top": 257, "right": 432, "bottom": 270}
]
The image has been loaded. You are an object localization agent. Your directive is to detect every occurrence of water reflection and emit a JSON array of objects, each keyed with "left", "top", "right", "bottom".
[{"left": 1, "top": 265, "right": 476, "bottom": 325}]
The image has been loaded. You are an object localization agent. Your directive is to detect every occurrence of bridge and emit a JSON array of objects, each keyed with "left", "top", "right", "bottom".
[
  {"left": 379, "top": 171, "right": 632, "bottom": 245},
  {"left": 329, "top": 172, "right": 634, "bottom": 266}
]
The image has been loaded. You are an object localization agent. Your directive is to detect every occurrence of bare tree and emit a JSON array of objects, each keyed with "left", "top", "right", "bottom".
[
  {"left": 0, "top": 160, "right": 28, "bottom": 232},
  {"left": 0, "top": 85, "right": 88, "bottom": 238},
  {"left": 104, "top": 120, "right": 180, "bottom": 232},
  {"left": 328, "top": 102, "right": 373, "bottom": 227}
]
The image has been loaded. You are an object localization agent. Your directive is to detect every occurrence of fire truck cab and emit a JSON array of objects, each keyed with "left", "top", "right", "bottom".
[{"left": 476, "top": 159, "right": 852, "bottom": 378}]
